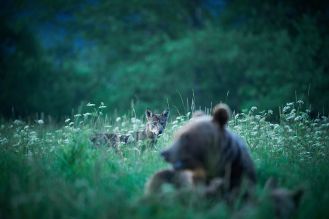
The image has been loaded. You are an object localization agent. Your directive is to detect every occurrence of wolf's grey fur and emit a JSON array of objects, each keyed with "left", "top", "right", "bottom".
[{"left": 91, "top": 109, "right": 169, "bottom": 147}]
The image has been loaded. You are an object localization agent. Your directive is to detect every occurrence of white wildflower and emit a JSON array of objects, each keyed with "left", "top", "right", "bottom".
[
  {"left": 13, "top": 120, "right": 24, "bottom": 125},
  {"left": 286, "top": 115, "right": 295, "bottom": 121},
  {"left": 235, "top": 114, "right": 240, "bottom": 120},
  {"left": 64, "top": 118, "right": 71, "bottom": 123},
  {"left": 131, "top": 118, "right": 141, "bottom": 124},
  {"left": 36, "top": 120, "right": 44, "bottom": 125},
  {"left": 251, "top": 131, "right": 258, "bottom": 136},
  {"left": 86, "top": 102, "right": 95, "bottom": 107},
  {"left": 0, "top": 137, "right": 8, "bottom": 145},
  {"left": 311, "top": 123, "right": 317, "bottom": 127},
  {"left": 282, "top": 106, "right": 290, "bottom": 113},
  {"left": 294, "top": 116, "right": 302, "bottom": 122},
  {"left": 116, "top": 117, "right": 121, "bottom": 122},
  {"left": 83, "top": 113, "right": 92, "bottom": 117},
  {"left": 250, "top": 121, "right": 257, "bottom": 126},
  {"left": 315, "top": 131, "right": 322, "bottom": 135},
  {"left": 251, "top": 106, "right": 257, "bottom": 112},
  {"left": 99, "top": 102, "right": 107, "bottom": 109}
]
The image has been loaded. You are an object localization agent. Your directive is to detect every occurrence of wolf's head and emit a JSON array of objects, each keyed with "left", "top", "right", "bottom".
[{"left": 145, "top": 109, "right": 169, "bottom": 138}]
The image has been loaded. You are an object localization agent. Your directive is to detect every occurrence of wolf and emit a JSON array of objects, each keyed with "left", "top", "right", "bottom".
[{"left": 91, "top": 109, "right": 169, "bottom": 148}]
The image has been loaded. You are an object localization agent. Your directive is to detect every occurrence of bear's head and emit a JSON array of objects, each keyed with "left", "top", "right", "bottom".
[{"left": 161, "top": 103, "right": 231, "bottom": 172}]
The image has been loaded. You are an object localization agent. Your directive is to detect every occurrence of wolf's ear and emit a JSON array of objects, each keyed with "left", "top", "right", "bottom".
[
  {"left": 213, "top": 103, "right": 230, "bottom": 127},
  {"left": 162, "top": 109, "right": 169, "bottom": 118},
  {"left": 146, "top": 109, "right": 152, "bottom": 119}
]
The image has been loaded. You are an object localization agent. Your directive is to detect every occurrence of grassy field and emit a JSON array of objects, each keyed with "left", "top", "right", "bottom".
[{"left": 0, "top": 101, "right": 328, "bottom": 219}]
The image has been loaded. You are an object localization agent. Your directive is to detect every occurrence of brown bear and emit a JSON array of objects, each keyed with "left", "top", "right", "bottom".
[
  {"left": 161, "top": 103, "right": 256, "bottom": 190},
  {"left": 145, "top": 104, "right": 303, "bottom": 218},
  {"left": 145, "top": 103, "right": 256, "bottom": 198}
]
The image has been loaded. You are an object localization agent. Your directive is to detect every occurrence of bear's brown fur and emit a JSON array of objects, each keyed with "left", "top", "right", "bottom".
[
  {"left": 159, "top": 103, "right": 256, "bottom": 192},
  {"left": 144, "top": 169, "right": 190, "bottom": 196}
]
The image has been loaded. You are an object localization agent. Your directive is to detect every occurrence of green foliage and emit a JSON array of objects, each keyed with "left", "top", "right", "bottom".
[{"left": 0, "top": 101, "right": 329, "bottom": 218}]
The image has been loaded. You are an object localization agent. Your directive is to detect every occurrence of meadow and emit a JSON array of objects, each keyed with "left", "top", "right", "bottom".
[{"left": 0, "top": 100, "right": 328, "bottom": 219}]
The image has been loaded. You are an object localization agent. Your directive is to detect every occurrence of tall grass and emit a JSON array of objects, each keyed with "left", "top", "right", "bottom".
[{"left": 0, "top": 101, "right": 328, "bottom": 219}]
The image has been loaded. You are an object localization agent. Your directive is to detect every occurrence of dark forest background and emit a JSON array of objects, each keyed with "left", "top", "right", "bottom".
[{"left": 1, "top": 0, "right": 329, "bottom": 119}]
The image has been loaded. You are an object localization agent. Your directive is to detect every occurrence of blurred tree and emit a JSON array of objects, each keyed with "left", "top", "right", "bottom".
[{"left": 1, "top": 0, "right": 329, "bottom": 118}]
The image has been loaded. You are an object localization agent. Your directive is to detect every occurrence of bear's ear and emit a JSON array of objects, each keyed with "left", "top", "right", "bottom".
[
  {"left": 146, "top": 109, "right": 152, "bottom": 119},
  {"left": 212, "top": 103, "right": 231, "bottom": 127}
]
